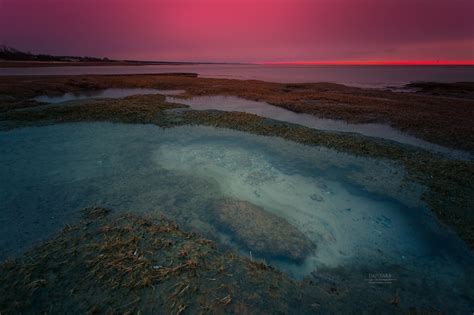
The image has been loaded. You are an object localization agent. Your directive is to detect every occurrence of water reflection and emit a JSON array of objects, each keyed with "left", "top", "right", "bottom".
[
  {"left": 167, "top": 95, "right": 470, "bottom": 159},
  {"left": 34, "top": 88, "right": 184, "bottom": 103}
]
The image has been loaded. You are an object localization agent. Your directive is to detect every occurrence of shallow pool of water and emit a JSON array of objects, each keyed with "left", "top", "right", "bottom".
[
  {"left": 167, "top": 95, "right": 469, "bottom": 159},
  {"left": 34, "top": 88, "right": 185, "bottom": 103},
  {"left": 0, "top": 122, "right": 472, "bottom": 310}
]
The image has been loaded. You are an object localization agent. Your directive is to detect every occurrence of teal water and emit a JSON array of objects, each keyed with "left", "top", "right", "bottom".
[
  {"left": 167, "top": 95, "right": 470, "bottom": 160},
  {"left": 33, "top": 88, "right": 470, "bottom": 159},
  {"left": 0, "top": 122, "right": 472, "bottom": 311}
]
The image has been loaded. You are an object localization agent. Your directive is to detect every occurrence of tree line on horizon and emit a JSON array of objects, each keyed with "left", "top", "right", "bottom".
[{"left": 0, "top": 45, "right": 112, "bottom": 62}]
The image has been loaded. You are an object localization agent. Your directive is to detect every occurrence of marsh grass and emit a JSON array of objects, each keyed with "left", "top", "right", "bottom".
[
  {"left": 0, "top": 208, "right": 315, "bottom": 314},
  {"left": 0, "top": 207, "right": 455, "bottom": 314},
  {"left": 1, "top": 74, "right": 473, "bottom": 152}
]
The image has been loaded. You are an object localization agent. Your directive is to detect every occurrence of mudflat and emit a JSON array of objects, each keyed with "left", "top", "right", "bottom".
[{"left": 0, "top": 74, "right": 473, "bottom": 313}]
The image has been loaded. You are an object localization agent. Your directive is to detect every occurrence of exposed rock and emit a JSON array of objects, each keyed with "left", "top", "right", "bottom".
[
  {"left": 310, "top": 193, "right": 324, "bottom": 202},
  {"left": 213, "top": 199, "right": 315, "bottom": 262}
]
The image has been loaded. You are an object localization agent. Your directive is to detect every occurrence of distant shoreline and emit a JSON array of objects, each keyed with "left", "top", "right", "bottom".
[
  {"left": 2, "top": 60, "right": 474, "bottom": 68},
  {"left": 1, "top": 62, "right": 473, "bottom": 91},
  {"left": 0, "top": 60, "right": 237, "bottom": 68}
]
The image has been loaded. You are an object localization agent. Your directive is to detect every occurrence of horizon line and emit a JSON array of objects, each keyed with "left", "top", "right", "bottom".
[{"left": 260, "top": 60, "right": 474, "bottom": 66}]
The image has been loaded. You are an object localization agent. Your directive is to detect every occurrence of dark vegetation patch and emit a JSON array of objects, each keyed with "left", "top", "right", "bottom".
[
  {"left": 406, "top": 81, "right": 474, "bottom": 99},
  {"left": 0, "top": 208, "right": 442, "bottom": 314},
  {"left": 0, "top": 74, "right": 473, "bottom": 152}
]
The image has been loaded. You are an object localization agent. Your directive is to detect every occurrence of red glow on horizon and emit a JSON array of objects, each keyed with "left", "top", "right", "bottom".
[{"left": 263, "top": 60, "right": 474, "bottom": 66}]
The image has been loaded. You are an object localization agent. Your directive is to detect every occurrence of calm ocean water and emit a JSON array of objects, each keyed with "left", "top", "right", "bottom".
[{"left": 1, "top": 64, "right": 474, "bottom": 87}]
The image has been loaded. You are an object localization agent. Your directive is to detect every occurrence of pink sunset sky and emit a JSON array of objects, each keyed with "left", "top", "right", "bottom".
[{"left": 0, "top": 0, "right": 473, "bottom": 63}]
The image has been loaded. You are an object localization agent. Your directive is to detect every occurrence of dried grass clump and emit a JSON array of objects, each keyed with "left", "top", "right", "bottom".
[
  {"left": 0, "top": 94, "right": 186, "bottom": 126},
  {"left": 0, "top": 208, "right": 317, "bottom": 314}
]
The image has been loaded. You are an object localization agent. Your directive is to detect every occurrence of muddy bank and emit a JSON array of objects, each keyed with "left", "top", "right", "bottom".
[
  {"left": 0, "top": 74, "right": 473, "bottom": 153},
  {"left": 0, "top": 207, "right": 451, "bottom": 314}
]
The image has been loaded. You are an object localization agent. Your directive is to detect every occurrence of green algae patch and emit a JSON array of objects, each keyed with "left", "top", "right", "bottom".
[{"left": 213, "top": 199, "right": 316, "bottom": 263}]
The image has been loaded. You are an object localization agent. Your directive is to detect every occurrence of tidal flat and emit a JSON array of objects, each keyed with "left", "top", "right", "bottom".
[{"left": 0, "top": 74, "right": 473, "bottom": 313}]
